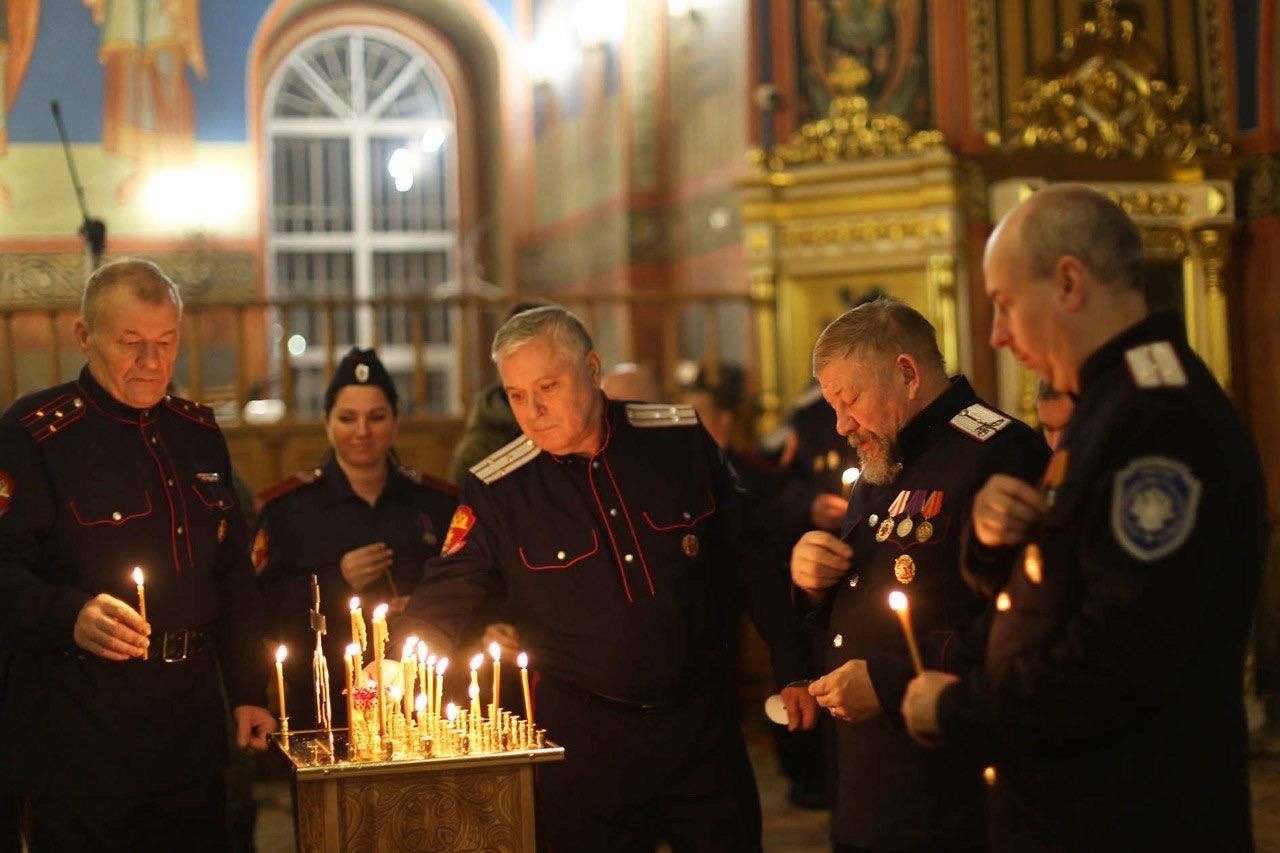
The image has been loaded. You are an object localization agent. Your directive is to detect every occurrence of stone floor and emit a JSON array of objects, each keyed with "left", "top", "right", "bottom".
[{"left": 250, "top": 735, "right": 1280, "bottom": 852}]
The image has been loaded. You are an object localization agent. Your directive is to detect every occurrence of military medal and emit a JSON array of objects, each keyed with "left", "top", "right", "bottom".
[
  {"left": 876, "top": 519, "right": 894, "bottom": 541},
  {"left": 895, "top": 490, "right": 926, "bottom": 539},
  {"left": 894, "top": 554, "right": 917, "bottom": 584},
  {"left": 868, "top": 514, "right": 879, "bottom": 528},
  {"left": 1023, "top": 543, "right": 1043, "bottom": 584},
  {"left": 1042, "top": 449, "right": 1069, "bottom": 508},
  {"left": 681, "top": 533, "right": 700, "bottom": 557},
  {"left": 217, "top": 518, "right": 227, "bottom": 543},
  {"left": 916, "top": 490, "right": 944, "bottom": 542}
]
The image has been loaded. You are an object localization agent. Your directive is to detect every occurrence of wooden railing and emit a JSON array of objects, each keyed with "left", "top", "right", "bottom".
[{"left": 0, "top": 290, "right": 775, "bottom": 419}]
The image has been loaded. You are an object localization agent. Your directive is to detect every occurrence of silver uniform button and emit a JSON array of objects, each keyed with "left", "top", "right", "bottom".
[
  {"left": 868, "top": 514, "right": 878, "bottom": 527},
  {"left": 623, "top": 554, "right": 634, "bottom": 563},
  {"left": 177, "top": 526, "right": 184, "bottom": 535},
  {"left": 111, "top": 511, "right": 122, "bottom": 521},
  {"left": 833, "top": 634, "right": 843, "bottom": 648},
  {"left": 556, "top": 551, "right": 566, "bottom": 560},
  {"left": 682, "top": 511, "right": 691, "bottom": 520},
  {"left": 609, "top": 508, "right": 618, "bottom": 517}
]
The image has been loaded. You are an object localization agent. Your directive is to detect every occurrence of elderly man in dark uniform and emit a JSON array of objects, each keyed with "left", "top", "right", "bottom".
[
  {"left": 902, "top": 185, "right": 1266, "bottom": 851},
  {"left": 0, "top": 259, "right": 274, "bottom": 851},
  {"left": 392, "top": 305, "right": 817, "bottom": 852},
  {"left": 255, "top": 347, "right": 458, "bottom": 727},
  {"left": 791, "top": 298, "right": 1048, "bottom": 852}
]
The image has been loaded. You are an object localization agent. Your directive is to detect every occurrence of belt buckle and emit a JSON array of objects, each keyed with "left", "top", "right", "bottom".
[{"left": 162, "top": 631, "right": 189, "bottom": 663}]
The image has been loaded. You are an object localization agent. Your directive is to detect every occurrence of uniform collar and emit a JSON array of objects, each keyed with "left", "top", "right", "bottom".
[
  {"left": 546, "top": 392, "right": 615, "bottom": 463},
  {"left": 320, "top": 454, "right": 407, "bottom": 505},
  {"left": 75, "top": 364, "right": 161, "bottom": 424},
  {"left": 894, "top": 375, "right": 980, "bottom": 463},
  {"left": 1076, "top": 311, "right": 1184, "bottom": 396}
]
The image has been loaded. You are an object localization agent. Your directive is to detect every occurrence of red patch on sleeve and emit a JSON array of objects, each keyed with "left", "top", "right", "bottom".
[
  {"left": 0, "top": 470, "right": 13, "bottom": 518},
  {"left": 441, "top": 505, "right": 476, "bottom": 557},
  {"left": 251, "top": 528, "right": 268, "bottom": 573}
]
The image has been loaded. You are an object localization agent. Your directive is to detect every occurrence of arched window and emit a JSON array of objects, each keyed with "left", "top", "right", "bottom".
[{"left": 263, "top": 27, "right": 459, "bottom": 414}]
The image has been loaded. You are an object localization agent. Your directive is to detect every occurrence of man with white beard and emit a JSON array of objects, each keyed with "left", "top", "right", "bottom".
[{"left": 790, "top": 297, "right": 1047, "bottom": 852}]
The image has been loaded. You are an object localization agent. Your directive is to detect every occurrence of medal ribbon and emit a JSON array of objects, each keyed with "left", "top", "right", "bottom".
[
  {"left": 903, "top": 489, "right": 927, "bottom": 518},
  {"left": 921, "top": 490, "right": 944, "bottom": 519},
  {"left": 887, "top": 489, "right": 910, "bottom": 517}
]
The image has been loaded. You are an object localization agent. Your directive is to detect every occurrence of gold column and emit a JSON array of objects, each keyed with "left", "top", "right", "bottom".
[
  {"left": 926, "top": 254, "right": 959, "bottom": 373},
  {"left": 1189, "top": 226, "right": 1232, "bottom": 392}
]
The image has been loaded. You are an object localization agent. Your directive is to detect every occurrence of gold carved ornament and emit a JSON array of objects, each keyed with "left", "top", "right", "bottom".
[
  {"left": 751, "top": 56, "right": 944, "bottom": 171},
  {"left": 993, "top": 0, "right": 1228, "bottom": 162}
]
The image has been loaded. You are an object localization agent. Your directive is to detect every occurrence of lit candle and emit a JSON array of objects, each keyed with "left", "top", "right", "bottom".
[
  {"left": 888, "top": 591, "right": 924, "bottom": 674},
  {"left": 425, "top": 654, "right": 437, "bottom": 726},
  {"left": 343, "top": 642, "right": 359, "bottom": 733},
  {"left": 372, "top": 604, "right": 389, "bottom": 740},
  {"left": 469, "top": 653, "right": 483, "bottom": 720},
  {"left": 415, "top": 692, "right": 427, "bottom": 735},
  {"left": 131, "top": 567, "right": 148, "bottom": 660},
  {"left": 349, "top": 597, "right": 367, "bottom": 664},
  {"left": 274, "top": 644, "right": 289, "bottom": 725},
  {"left": 518, "top": 651, "right": 533, "bottom": 727},
  {"left": 468, "top": 682, "right": 481, "bottom": 731},
  {"left": 401, "top": 636, "right": 418, "bottom": 723},
  {"left": 489, "top": 640, "right": 502, "bottom": 716},
  {"left": 446, "top": 702, "right": 458, "bottom": 725},
  {"left": 435, "top": 657, "right": 448, "bottom": 721},
  {"left": 841, "top": 467, "right": 860, "bottom": 499},
  {"left": 416, "top": 641, "right": 428, "bottom": 707}
]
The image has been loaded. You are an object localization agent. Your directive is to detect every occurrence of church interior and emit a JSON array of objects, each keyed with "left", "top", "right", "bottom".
[{"left": 1, "top": 0, "right": 1279, "bottom": 849}]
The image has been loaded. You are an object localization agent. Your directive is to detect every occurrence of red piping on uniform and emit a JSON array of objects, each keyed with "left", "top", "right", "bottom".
[
  {"left": 584, "top": 457, "right": 634, "bottom": 604},
  {"left": 190, "top": 483, "right": 234, "bottom": 510},
  {"left": 139, "top": 420, "right": 184, "bottom": 573},
  {"left": 69, "top": 491, "right": 154, "bottom": 526},
  {"left": 73, "top": 383, "right": 138, "bottom": 425},
  {"left": 156, "top": 429, "right": 196, "bottom": 568},
  {"left": 519, "top": 530, "right": 600, "bottom": 571},
  {"left": 640, "top": 493, "right": 716, "bottom": 531},
  {"left": 164, "top": 398, "right": 218, "bottom": 429},
  {"left": 601, "top": 458, "right": 656, "bottom": 598}
]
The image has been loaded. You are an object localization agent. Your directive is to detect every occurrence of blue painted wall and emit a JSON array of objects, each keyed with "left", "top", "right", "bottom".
[{"left": 7, "top": 0, "right": 514, "bottom": 144}]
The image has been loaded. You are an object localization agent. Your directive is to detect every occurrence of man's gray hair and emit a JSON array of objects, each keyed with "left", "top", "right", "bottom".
[
  {"left": 81, "top": 258, "right": 183, "bottom": 330},
  {"left": 1019, "top": 184, "right": 1144, "bottom": 291},
  {"left": 491, "top": 304, "right": 594, "bottom": 364},
  {"left": 812, "top": 297, "right": 945, "bottom": 376}
]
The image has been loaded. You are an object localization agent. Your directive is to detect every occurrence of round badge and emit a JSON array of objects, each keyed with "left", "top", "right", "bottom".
[
  {"left": 893, "top": 554, "right": 917, "bottom": 584},
  {"left": 896, "top": 516, "right": 914, "bottom": 538},
  {"left": 876, "top": 519, "right": 894, "bottom": 542},
  {"left": 354, "top": 363, "right": 370, "bottom": 383},
  {"left": 1023, "top": 543, "right": 1043, "bottom": 584},
  {"left": 914, "top": 520, "right": 933, "bottom": 543},
  {"left": 868, "top": 514, "right": 879, "bottom": 528},
  {"left": 681, "top": 533, "right": 700, "bottom": 557}
]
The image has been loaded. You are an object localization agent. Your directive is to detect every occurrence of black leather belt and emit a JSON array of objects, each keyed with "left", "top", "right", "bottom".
[{"left": 149, "top": 629, "right": 208, "bottom": 663}]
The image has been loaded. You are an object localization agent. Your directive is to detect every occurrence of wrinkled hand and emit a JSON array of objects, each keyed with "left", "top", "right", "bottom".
[
  {"left": 971, "top": 474, "right": 1047, "bottom": 548},
  {"left": 234, "top": 705, "right": 277, "bottom": 751},
  {"left": 809, "top": 659, "right": 879, "bottom": 724},
  {"left": 809, "top": 493, "right": 849, "bottom": 532},
  {"left": 779, "top": 685, "right": 819, "bottom": 732},
  {"left": 901, "top": 670, "right": 959, "bottom": 747},
  {"left": 73, "top": 594, "right": 150, "bottom": 661},
  {"left": 482, "top": 623, "right": 522, "bottom": 660},
  {"left": 340, "top": 542, "right": 394, "bottom": 592},
  {"left": 791, "top": 530, "right": 852, "bottom": 598}
]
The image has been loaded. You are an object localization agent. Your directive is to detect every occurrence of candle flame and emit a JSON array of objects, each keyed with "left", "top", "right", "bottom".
[
  {"left": 402, "top": 636, "right": 419, "bottom": 659},
  {"left": 131, "top": 566, "right": 144, "bottom": 586},
  {"left": 415, "top": 693, "right": 427, "bottom": 712},
  {"left": 373, "top": 603, "right": 389, "bottom": 621},
  {"left": 275, "top": 644, "right": 288, "bottom": 663},
  {"left": 417, "top": 640, "right": 428, "bottom": 663},
  {"left": 470, "top": 653, "right": 484, "bottom": 671},
  {"left": 345, "top": 643, "right": 360, "bottom": 657},
  {"left": 888, "top": 591, "right": 908, "bottom": 612},
  {"left": 489, "top": 641, "right": 501, "bottom": 661},
  {"left": 468, "top": 683, "right": 479, "bottom": 700},
  {"left": 349, "top": 596, "right": 360, "bottom": 612},
  {"left": 446, "top": 702, "right": 458, "bottom": 722},
  {"left": 842, "top": 467, "right": 860, "bottom": 486},
  {"left": 517, "top": 651, "right": 529, "bottom": 669},
  {"left": 390, "top": 685, "right": 403, "bottom": 702},
  {"left": 427, "top": 654, "right": 438, "bottom": 666},
  {"left": 437, "top": 657, "right": 449, "bottom": 675}
]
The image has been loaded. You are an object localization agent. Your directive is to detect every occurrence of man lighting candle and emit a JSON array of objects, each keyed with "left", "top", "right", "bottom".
[
  {"left": 791, "top": 298, "right": 1046, "bottom": 852},
  {"left": 0, "top": 259, "right": 274, "bottom": 850}
]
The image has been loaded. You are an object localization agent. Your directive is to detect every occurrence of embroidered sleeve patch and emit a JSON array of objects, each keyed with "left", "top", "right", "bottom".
[
  {"left": 1110, "top": 456, "right": 1201, "bottom": 562},
  {"left": 442, "top": 505, "right": 477, "bottom": 557},
  {"left": 0, "top": 470, "right": 13, "bottom": 518},
  {"left": 251, "top": 528, "right": 269, "bottom": 574}
]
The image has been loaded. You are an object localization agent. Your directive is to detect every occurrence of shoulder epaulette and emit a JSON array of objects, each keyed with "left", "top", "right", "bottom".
[
  {"left": 164, "top": 394, "right": 219, "bottom": 429},
  {"left": 19, "top": 392, "right": 88, "bottom": 443},
  {"left": 625, "top": 402, "right": 698, "bottom": 428},
  {"left": 1124, "top": 341, "right": 1188, "bottom": 389},
  {"left": 470, "top": 435, "right": 540, "bottom": 485},
  {"left": 257, "top": 466, "right": 324, "bottom": 506},
  {"left": 398, "top": 464, "right": 459, "bottom": 497},
  {"left": 949, "top": 403, "right": 1012, "bottom": 443}
]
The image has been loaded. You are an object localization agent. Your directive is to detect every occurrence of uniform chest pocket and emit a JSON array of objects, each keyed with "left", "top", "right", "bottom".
[
  {"left": 639, "top": 490, "right": 716, "bottom": 532},
  {"left": 190, "top": 481, "right": 235, "bottom": 511},
  {"left": 69, "top": 490, "right": 154, "bottom": 526},
  {"left": 518, "top": 529, "right": 600, "bottom": 571}
]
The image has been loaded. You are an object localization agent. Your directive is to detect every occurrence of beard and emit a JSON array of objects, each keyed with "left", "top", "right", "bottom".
[{"left": 850, "top": 431, "right": 902, "bottom": 486}]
